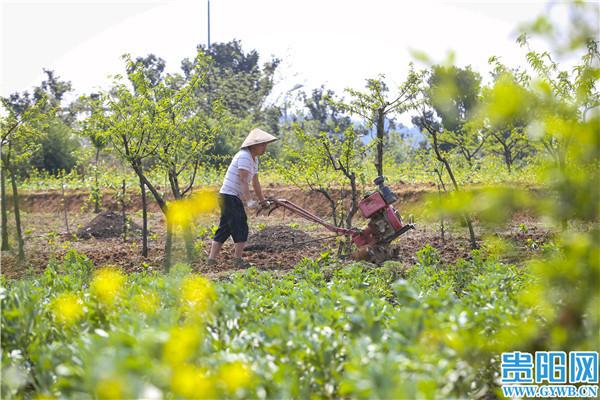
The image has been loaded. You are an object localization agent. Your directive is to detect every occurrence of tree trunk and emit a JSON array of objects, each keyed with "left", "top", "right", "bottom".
[
  {"left": 169, "top": 169, "right": 194, "bottom": 264},
  {"left": 459, "top": 146, "right": 473, "bottom": 167},
  {"left": 375, "top": 108, "right": 385, "bottom": 177},
  {"left": 312, "top": 187, "right": 338, "bottom": 226},
  {"left": 121, "top": 180, "right": 127, "bottom": 242},
  {"left": 439, "top": 185, "right": 445, "bottom": 241},
  {"left": 61, "top": 173, "right": 70, "bottom": 235},
  {"left": 344, "top": 173, "right": 359, "bottom": 230},
  {"left": 139, "top": 176, "right": 148, "bottom": 257},
  {"left": 465, "top": 217, "right": 477, "bottom": 250},
  {"left": 557, "top": 143, "right": 569, "bottom": 231},
  {"left": 129, "top": 161, "right": 170, "bottom": 270},
  {"left": 1, "top": 163, "right": 10, "bottom": 251},
  {"left": 431, "top": 129, "right": 478, "bottom": 250},
  {"left": 501, "top": 140, "right": 512, "bottom": 174},
  {"left": 434, "top": 168, "right": 447, "bottom": 241},
  {"left": 183, "top": 226, "right": 195, "bottom": 264},
  {"left": 134, "top": 166, "right": 167, "bottom": 212},
  {"left": 9, "top": 167, "right": 24, "bottom": 262},
  {"left": 164, "top": 220, "right": 173, "bottom": 272},
  {"left": 443, "top": 159, "right": 477, "bottom": 249},
  {"left": 93, "top": 147, "right": 101, "bottom": 213}
]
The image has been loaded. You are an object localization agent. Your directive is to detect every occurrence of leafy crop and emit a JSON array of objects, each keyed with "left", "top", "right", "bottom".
[{"left": 2, "top": 248, "right": 538, "bottom": 399}]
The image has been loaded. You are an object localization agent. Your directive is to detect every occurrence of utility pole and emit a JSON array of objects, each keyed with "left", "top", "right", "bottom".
[
  {"left": 207, "top": 0, "right": 212, "bottom": 113},
  {"left": 207, "top": 0, "right": 211, "bottom": 49}
]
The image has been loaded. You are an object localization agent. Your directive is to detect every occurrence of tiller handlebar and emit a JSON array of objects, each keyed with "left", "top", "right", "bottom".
[{"left": 257, "top": 176, "right": 414, "bottom": 248}]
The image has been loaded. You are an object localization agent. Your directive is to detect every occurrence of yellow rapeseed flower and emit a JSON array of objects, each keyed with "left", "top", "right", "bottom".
[
  {"left": 132, "top": 291, "right": 159, "bottom": 314},
  {"left": 166, "top": 189, "right": 219, "bottom": 229},
  {"left": 180, "top": 275, "right": 216, "bottom": 314},
  {"left": 50, "top": 292, "right": 85, "bottom": 326},
  {"left": 218, "top": 361, "right": 253, "bottom": 393},
  {"left": 189, "top": 189, "right": 219, "bottom": 215},
  {"left": 166, "top": 200, "right": 192, "bottom": 228},
  {"left": 163, "top": 325, "right": 201, "bottom": 366},
  {"left": 171, "top": 364, "right": 214, "bottom": 399},
  {"left": 90, "top": 266, "right": 125, "bottom": 306}
]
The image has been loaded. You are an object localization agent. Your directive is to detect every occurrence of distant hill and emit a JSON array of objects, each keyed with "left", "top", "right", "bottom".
[{"left": 358, "top": 123, "right": 425, "bottom": 148}]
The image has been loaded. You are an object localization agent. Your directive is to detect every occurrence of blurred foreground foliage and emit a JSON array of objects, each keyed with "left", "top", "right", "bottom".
[{"left": 426, "top": 0, "right": 599, "bottom": 356}]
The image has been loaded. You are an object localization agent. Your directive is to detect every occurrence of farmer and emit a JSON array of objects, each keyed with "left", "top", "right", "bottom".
[{"left": 207, "top": 128, "right": 277, "bottom": 268}]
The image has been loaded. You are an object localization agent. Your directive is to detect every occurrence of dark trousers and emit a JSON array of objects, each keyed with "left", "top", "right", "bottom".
[{"left": 213, "top": 194, "right": 249, "bottom": 243}]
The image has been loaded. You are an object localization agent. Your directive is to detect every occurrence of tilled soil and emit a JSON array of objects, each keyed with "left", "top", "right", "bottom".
[
  {"left": 244, "top": 225, "right": 315, "bottom": 252},
  {"left": 0, "top": 212, "right": 335, "bottom": 279},
  {"left": 1, "top": 185, "right": 555, "bottom": 279}
]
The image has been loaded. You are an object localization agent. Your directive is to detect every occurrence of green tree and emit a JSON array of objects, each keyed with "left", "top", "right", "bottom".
[
  {"left": 300, "top": 86, "right": 353, "bottom": 135},
  {"left": 428, "top": 65, "right": 481, "bottom": 132},
  {"left": 30, "top": 119, "right": 79, "bottom": 175},
  {"left": 516, "top": 32, "right": 599, "bottom": 171},
  {"left": 92, "top": 51, "right": 217, "bottom": 268},
  {"left": 181, "top": 40, "right": 281, "bottom": 163},
  {"left": 128, "top": 54, "right": 166, "bottom": 87},
  {"left": 412, "top": 108, "right": 478, "bottom": 250},
  {"left": 13, "top": 69, "right": 82, "bottom": 176},
  {"left": 486, "top": 125, "right": 532, "bottom": 173},
  {"left": 339, "top": 68, "right": 420, "bottom": 177},
  {"left": 0, "top": 94, "right": 48, "bottom": 260},
  {"left": 34, "top": 69, "right": 73, "bottom": 124},
  {"left": 479, "top": 58, "right": 535, "bottom": 173},
  {"left": 76, "top": 93, "right": 109, "bottom": 213},
  {"left": 428, "top": 1, "right": 599, "bottom": 366},
  {"left": 426, "top": 65, "right": 486, "bottom": 165}
]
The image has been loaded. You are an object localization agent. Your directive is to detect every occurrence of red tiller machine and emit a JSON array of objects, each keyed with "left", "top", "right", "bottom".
[{"left": 260, "top": 176, "right": 414, "bottom": 251}]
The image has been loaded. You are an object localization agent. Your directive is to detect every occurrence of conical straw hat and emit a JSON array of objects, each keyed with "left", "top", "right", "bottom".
[{"left": 240, "top": 128, "right": 278, "bottom": 149}]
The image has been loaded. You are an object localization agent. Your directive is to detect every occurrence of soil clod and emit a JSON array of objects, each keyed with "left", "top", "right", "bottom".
[{"left": 77, "top": 211, "right": 142, "bottom": 239}]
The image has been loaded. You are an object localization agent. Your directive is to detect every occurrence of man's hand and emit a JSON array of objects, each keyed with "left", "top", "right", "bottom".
[
  {"left": 259, "top": 199, "right": 271, "bottom": 210},
  {"left": 254, "top": 199, "right": 273, "bottom": 216}
]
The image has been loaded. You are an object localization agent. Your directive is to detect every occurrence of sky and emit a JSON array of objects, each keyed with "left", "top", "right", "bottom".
[{"left": 0, "top": 0, "right": 565, "bottom": 105}]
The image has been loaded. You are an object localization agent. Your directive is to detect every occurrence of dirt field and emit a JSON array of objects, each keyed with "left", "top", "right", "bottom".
[{"left": 0, "top": 184, "right": 553, "bottom": 279}]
